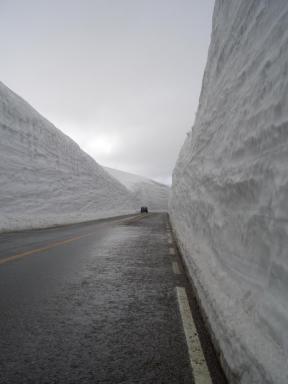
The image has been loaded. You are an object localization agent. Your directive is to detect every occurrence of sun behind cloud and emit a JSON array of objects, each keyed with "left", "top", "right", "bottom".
[{"left": 85, "top": 134, "right": 120, "bottom": 156}]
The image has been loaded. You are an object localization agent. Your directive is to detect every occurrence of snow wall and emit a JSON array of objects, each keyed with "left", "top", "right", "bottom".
[
  {"left": 0, "top": 82, "right": 137, "bottom": 232},
  {"left": 170, "top": 1, "right": 288, "bottom": 383},
  {"left": 105, "top": 167, "right": 169, "bottom": 211}
]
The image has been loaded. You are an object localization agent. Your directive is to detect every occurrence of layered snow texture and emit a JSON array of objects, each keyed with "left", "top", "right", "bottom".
[
  {"left": 170, "top": 1, "right": 288, "bottom": 383},
  {"left": 0, "top": 82, "right": 136, "bottom": 232},
  {"left": 105, "top": 167, "right": 169, "bottom": 211}
]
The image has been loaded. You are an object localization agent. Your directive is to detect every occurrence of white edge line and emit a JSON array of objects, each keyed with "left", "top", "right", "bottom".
[
  {"left": 169, "top": 247, "right": 176, "bottom": 255},
  {"left": 176, "top": 287, "right": 212, "bottom": 384},
  {"left": 172, "top": 261, "right": 181, "bottom": 275}
]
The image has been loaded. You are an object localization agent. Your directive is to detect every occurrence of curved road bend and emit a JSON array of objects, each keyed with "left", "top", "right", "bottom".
[{"left": 0, "top": 213, "right": 227, "bottom": 384}]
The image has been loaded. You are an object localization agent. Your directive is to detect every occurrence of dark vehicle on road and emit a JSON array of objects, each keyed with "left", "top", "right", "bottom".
[{"left": 140, "top": 206, "right": 148, "bottom": 213}]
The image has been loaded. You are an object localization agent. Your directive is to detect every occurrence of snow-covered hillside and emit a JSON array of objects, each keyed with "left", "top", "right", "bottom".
[
  {"left": 170, "top": 1, "right": 288, "bottom": 383},
  {"left": 105, "top": 167, "right": 169, "bottom": 211},
  {"left": 0, "top": 82, "right": 136, "bottom": 232}
]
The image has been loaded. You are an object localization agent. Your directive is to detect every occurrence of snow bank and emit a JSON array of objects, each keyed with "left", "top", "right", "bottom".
[
  {"left": 0, "top": 82, "right": 136, "bottom": 232},
  {"left": 170, "top": 1, "right": 288, "bottom": 383},
  {"left": 105, "top": 167, "right": 169, "bottom": 211}
]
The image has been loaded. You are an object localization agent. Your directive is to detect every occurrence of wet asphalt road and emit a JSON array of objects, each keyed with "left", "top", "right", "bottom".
[{"left": 0, "top": 213, "right": 227, "bottom": 384}]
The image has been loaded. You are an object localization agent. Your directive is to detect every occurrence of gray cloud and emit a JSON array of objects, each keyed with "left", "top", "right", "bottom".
[{"left": 0, "top": 0, "right": 214, "bottom": 184}]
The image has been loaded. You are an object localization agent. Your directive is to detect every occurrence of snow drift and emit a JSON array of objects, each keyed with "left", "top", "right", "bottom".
[
  {"left": 105, "top": 167, "right": 169, "bottom": 211},
  {"left": 170, "top": 1, "right": 288, "bottom": 383},
  {"left": 0, "top": 82, "right": 136, "bottom": 232}
]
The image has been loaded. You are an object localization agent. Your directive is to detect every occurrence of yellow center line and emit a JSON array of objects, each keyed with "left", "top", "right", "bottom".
[
  {"left": 112, "top": 214, "right": 142, "bottom": 224},
  {"left": 0, "top": 214, "right": 144, "bottom": 267},
  {"left": 0, "top": 232, "right": 93, "bottom": 267},
  {"left": 126, "top": 214, "right": 148, "bottom": 223},
  {"left": 116, "top": 213, "right": 150, "bottom": 225}
]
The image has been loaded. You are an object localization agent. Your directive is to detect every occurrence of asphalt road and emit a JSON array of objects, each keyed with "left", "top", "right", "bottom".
[{"left": 0, "top": 213, "right": 227, "bottom": 384}]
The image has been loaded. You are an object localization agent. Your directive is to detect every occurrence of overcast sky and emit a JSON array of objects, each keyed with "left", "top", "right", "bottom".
[{"left": 0, "top": 0, "right": 214, "bottom": 184}]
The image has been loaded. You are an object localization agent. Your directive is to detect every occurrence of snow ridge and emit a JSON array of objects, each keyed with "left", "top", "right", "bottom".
[
  {"left": 170, "top": 1, "right": 288, "bottom": 383},
  {"left": 0, "top": 82, "right": 136, "bottom": 232},
  {"left": 105, "top": 167, "right": 169, "bottom": 211}
]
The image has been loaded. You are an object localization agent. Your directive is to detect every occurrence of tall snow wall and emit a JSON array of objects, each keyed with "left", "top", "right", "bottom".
[
  {"left": 0, "top": 82, "right": 136, "bottom": 232},
  {"left": 170, "top": 2, "right": 288, "bottom": 383}
]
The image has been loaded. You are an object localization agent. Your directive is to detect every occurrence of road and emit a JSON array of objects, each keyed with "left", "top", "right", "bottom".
[{"left": 0, "top": 213, "right": 227, "bottom": 384}]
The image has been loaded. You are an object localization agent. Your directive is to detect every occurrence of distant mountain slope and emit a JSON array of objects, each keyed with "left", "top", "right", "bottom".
[
  {"left": 105, "top": 167, "right": 169, "bottom": 211},
  {"left": 0, "top": 82, "right": 136, "bottom": 232}
]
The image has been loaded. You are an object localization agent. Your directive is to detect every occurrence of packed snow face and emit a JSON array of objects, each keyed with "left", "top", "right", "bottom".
[
  {"left": 170, "top": 1, "right": 288, "bottom": 383},
  {"left": 0, "top": 82, "right": 136, "bottom": 232},
  {"left": 105, "top": 167, "right": 169, "bottom": 211}
]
